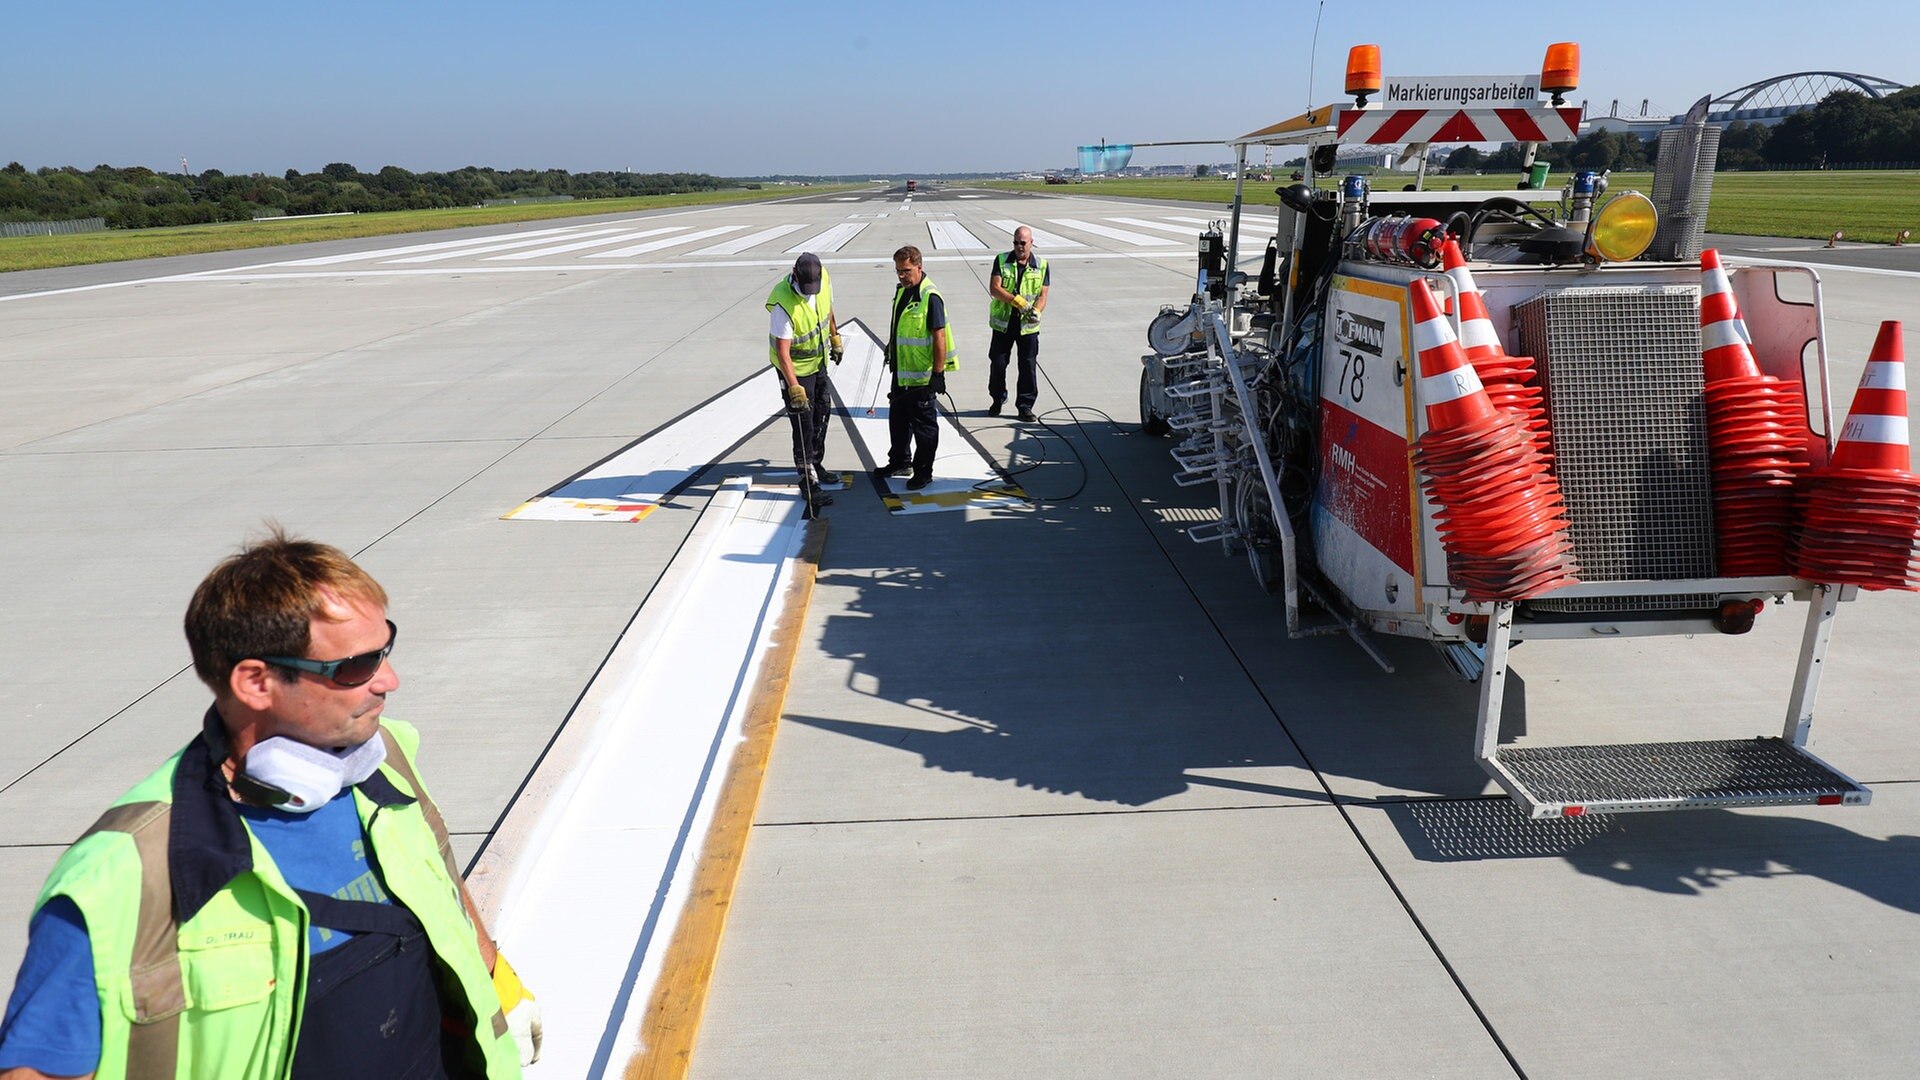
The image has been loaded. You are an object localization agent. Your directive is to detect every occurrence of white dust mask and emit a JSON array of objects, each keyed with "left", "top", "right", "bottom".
[{"left": 240, "top": 734, "right": 387, "bottom": 812}]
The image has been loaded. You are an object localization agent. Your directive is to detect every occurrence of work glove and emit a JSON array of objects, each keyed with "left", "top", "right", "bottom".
[
  {"left": 830, "top": 332, "right": 845, "bottom": 365},
  {"left": 493, "top": 953, "right": 544, "bottom": 1066},
  {"left": 1010, "top": 295, "right": 1030, "bottom": 313},
  {"left": 787, "top": 383, "right": 809, "bottom": 412},
  {"left": 1023, "top": 305, "right": 1042, "bottom": 328},
  {"left": 929, "top": 371, "right": 947, "bottom": 395}
]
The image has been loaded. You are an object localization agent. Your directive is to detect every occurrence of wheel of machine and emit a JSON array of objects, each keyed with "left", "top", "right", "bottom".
[
  {"left": 1233, "top": 468, "right": 1285, "bottom": 594},
  {"left": 1146, "top": 306, "right": 1193, "bottom": 358},
  {"left": 1139, "top": 367, "right": 1171, "bottom": 437}
]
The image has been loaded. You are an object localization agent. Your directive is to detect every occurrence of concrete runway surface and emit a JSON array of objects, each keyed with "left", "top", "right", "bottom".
[{"left": 3, "top": 184, "right": 1920, "bottom": 1078}]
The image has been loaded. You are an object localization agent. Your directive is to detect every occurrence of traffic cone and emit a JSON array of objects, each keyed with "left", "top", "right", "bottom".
[
  {"left": 1441, "top": 239, "right": 1550, "bottom": 457},
  {"left": 1698, "top": 248, "right": 1811, "bottom": 576},
  {"left": 1700, "top": 248, "right": 1763, "bottom": 382},
  {"left": 1408, "top": 278, "right": 1580, "bottom": 601},
  {"left": 1791, "top": 321, "right": 1920, "bottom": 590}
]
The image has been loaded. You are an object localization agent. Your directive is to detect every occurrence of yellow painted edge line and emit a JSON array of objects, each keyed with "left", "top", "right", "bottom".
[{"left": 624, "top": 517, "right": 828, "bottom": 1080}]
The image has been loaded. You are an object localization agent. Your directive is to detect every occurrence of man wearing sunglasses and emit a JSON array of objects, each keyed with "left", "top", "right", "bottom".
[
  {"left": 985, "top": 225, "right": 1050, "bottom": 423},
  {"left": 0, "top": 530, "right": 538, "bottom": 1079}
]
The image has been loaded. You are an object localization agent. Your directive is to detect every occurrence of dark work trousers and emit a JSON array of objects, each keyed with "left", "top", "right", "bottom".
[
  {"left": 780, "top": 369, "right": 831, "bottom": 474},
  {"left": 292, "top": 889, "right": 454, "bottom": 1080},
  {"left": 987, "top": 328, "right": 1040, "bottom": 411},
  {"left": 886, "top": 380, "right": 940, "bottom": 478}
]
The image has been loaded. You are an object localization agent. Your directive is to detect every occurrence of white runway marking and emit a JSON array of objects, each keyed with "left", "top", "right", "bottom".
[
  {"left": 491, "top": 477, "right": 808, "bottom": 1080},
  {"left": 927, "top": 220, "right": 988, "bottom": 251},
  {"left": 1047, "top": 218, "right": 1180, "bottom": 246},
  {"left": 507, "top": 368, "right": 779, "bottom": 521},
  {"left": 485, "top": 227, "right": 691, "bottom": 261},
  {"left": 984, "top": 220, "right": 1086, "bottom": 249},
  {"left": 691, "top": 224, "right": 809, "bottom": 256},
  {"left": 836, "top": 328, "right": 1024, "bottom": 514},
  {"left": 1107, "top": 217, "right": 1203, "bottom": 236},
  {"left": 585, "top": 225, "right": 749, "bottom": 258},
  {"left": 787, "top": 222, "right": 866, "bottom": 253},
  {"left": 1167, "top": 214, "right": 1280, "bottom": 230},
  {"left": 275, "top": 222, "right": 607, "bottom": 266},
  {"left": 385, "top": 227, "right": 640, "bottom": 264}
]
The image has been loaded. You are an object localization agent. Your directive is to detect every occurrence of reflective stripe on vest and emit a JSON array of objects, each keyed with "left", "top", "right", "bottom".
[
  {"left": 80, "top": 801, "right": 184, "bottom": 1080},
  {"left": 767, "top": 272, "right": 834, "bottom": 377},
  {"left": 987, "top": 252, "right": 1046, "bottom": 334}
]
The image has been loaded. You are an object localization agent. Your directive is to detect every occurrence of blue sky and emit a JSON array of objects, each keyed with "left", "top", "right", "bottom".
[{"left": 7, "top": 0, "right": 1912, "bottom": 176}]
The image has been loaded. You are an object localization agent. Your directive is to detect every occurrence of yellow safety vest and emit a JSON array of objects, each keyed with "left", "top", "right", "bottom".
[
  {"left": 32, "top": 716, "right": 522, "bottom": 1080},
  {"left": 766, "top": 271, "right": 834, "bottom": 377},
  {"left": 987, "top": 252, "right": 1047, "bottom": 335},
  {"left": 891, "top": 277, "right": 957, "bottom": 386}
]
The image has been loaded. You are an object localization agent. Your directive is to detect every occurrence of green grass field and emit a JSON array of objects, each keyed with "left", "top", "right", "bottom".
[
  {"left": 0, "top": 185, "right": 865, "bottom": 274},
  {"left": 980, "top": 171, "right": 1920, "bottom": 245}
]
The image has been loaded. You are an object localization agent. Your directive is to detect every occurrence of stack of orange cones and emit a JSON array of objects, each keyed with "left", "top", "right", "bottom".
[
  {"left": 1441, "top": 239, "right": 1550, "bottom": 455},
  {"left": 1699, "top": 249, "right": 1811, "bottom": 576},
  {"left": 1791, "top": 321, "right": 1920, "bottom": 590},
  {"left": 1408, "top": 278, "right": 1582, "bottom": 601}
]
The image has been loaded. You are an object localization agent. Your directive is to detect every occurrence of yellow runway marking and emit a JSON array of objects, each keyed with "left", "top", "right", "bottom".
[{"left": 625, "top": 520, "right": 828, "bottom": 1079}]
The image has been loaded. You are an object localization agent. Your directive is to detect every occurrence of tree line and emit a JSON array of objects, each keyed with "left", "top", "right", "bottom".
[
  {"left": 1440, "top": 86, "right": 1920, "bottom": 174},
  {"left": 0, "top": 163, "right": 745, "bottom": 228}
]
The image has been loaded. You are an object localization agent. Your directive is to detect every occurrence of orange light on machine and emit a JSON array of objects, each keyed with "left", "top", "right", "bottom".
[
  {"left": 1540, "top": 42, "right": 1580, "bottom": 104},
  {"left": 1346, "top": 44, "right": 1382, "bottom": 106}
]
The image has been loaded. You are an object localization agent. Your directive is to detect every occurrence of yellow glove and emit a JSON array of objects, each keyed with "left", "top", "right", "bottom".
[
  {"left": 493, "top": 953, "right": 543, "bottom": 1066},
  {"left": 1011, "top": 295, "right": 1030, "bottom": 313},
  {"left": 829, "top": 332, "right": 845, "bottom": 365},
  {"left": 830, "top": 331, "right": 844, "bottom": 353},
  {"left": 786, "top": 383, "right": 809, "bottom": 412}
]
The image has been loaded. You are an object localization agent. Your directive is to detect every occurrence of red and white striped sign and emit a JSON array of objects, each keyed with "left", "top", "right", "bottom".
[{"left": 1335, "top": 106, "right": 1582, "bottom": 144}]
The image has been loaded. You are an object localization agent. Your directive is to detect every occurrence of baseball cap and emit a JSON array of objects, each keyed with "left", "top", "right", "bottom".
[{"left": 792, "top": 253, "right": 823, "bottom": 295}]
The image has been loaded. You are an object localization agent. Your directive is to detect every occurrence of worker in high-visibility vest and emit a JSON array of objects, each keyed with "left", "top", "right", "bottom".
[
  {"left": 0, "top": 530, "right": 538, "bottom": 1079},
  {"left": 985, "top": 226, "right": 1049, "bottom": 422},
  {"left": 874, "top": 244, "right": 955, "bottom": 491},
  {"left": 766, "top": 252, "right": 844, "bottom": 503}
]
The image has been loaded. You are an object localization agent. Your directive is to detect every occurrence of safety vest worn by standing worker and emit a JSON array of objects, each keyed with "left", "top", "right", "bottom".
[
  {"left": 766, "top": 269, "right": 835, "bottom": 377},
  {"left": 890, "top": 278, "right": 959, "bottom": 387},
  {"left": 31, "top": 715, "right": 522, "bottom": 1080},
  {"left": 987, "top": 252, "right": 1047, "bottom": 335}
]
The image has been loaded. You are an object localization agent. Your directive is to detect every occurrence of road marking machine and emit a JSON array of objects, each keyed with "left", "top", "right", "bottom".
[{"left": 1135, "top": 43, "right": 1916, "bottom": 817}]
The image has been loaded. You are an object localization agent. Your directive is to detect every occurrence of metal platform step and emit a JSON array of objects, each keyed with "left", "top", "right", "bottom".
[{"left": 1484, "top": 737, "right": 1870, "bottom": 819}]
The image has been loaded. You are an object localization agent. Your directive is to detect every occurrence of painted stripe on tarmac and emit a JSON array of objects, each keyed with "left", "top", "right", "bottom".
[
  {"left": 505, "top": 367, "right": 779, "bottom": 522},
  {"left": 982, "top": 220, "right": 1086, "bottom": 249},
  {"left": 787, "top": 222, "right": 866, "bottom": 253},
  {"left": 1047, "top": 218, "right": 1180, "bottom": 246},
  {"left": 387, "top": 227, "right": 641, "bottom": 264},
  {"left": 485, "top": 226, "right": 691, "bottom": 261},
  {"left": 281, "top": 222, "right": 608, "bottom": 266},
  {"left": 692, "top": 223, "right": 809, "bottom": 256},
  {"left": 585, "top": 225, "right": 750, "bottom": 258},
  {"left": 835, "top": 321, "right": 1026, "bottom": 514},
  {"left": 926, "top": 219, "right": 988, "bottom": 251},
  {"left": 140, "top": 249, "right": 1192, "bottom": 285}
]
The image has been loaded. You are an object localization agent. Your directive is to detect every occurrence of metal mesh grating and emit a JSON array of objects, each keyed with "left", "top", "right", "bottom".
[
  {"left": 1514, "top": 286, "right": 1714, "bottom": 611},
  {"left": 1648, "top": 126, "right": 1721, "bottom": 261},
  {"left": 1495, "top": 738, "right": 1862, "bottom": 806}
]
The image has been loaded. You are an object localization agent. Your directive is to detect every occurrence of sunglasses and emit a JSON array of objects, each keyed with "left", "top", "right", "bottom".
[{"left": 257, "top": 620, "right": 398, "bottom": 688}]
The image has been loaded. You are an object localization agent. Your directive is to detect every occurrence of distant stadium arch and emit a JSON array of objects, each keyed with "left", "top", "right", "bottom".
[{"left": 1708, "top": 72, "right": 1909, "bottom": 126}]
